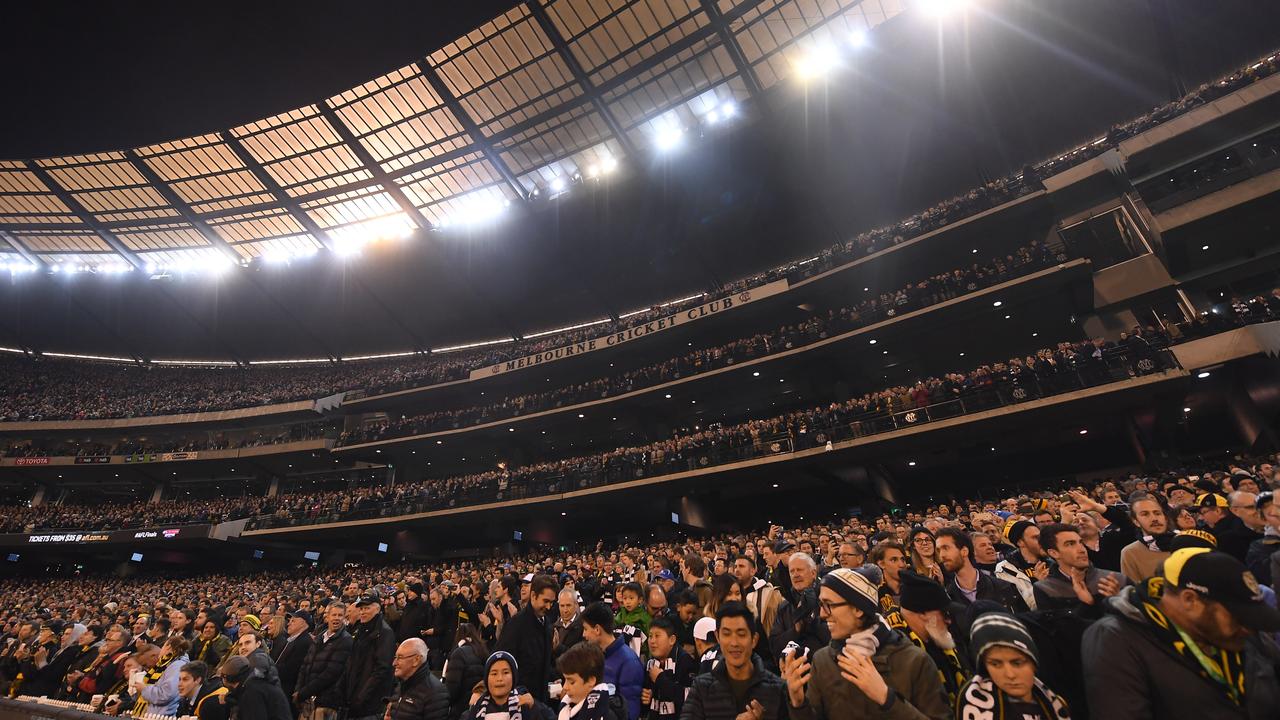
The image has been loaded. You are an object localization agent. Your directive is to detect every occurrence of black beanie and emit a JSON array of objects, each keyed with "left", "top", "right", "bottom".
[
  {"left": 969, "top": 612, "right": 1039, "bottom": 667},
  {"left": 898, "top": 570, "right": 951, "bottom": 613}
]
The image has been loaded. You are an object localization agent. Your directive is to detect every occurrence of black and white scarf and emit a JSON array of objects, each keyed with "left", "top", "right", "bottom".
[
  {"left": 956, "top": 675, "right": 1070, "bottom": 719},
  {"left": 557, "top": 684, "right": 611, "bottom": 720},
  {"left": 470, "top": 689, "right": 523, "bottom": 720}
]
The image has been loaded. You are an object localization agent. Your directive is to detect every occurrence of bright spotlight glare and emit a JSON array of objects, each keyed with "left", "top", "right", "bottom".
[
  {"left": 585, "top": 164, "right": 600, "bottom": 178},
  {"left": 850, "top": 29, "right": 870, "bottom": 48},
  {"left": 654, "top": 123, "right": 684, "bottom": 152},
  {"left": 50, "top": 264, "right": 61, "bottom": 273},
  {"left": 705, "top": 109, "right": 721, "bottom": 125},
  {"left": 794, "top": 43, "right": 841, "bottom": 81},
  {"left": 601, "top": 156, "right": 618, "bottom": 173},
  {"left": 550, "top": 176, "right": 566, "bottom": 193},
  {"left": 334, "top": 239, "right": 363, "bottom": 258},
  {"left": 919, "top": 0, "right": 970, "bottom": 17},
  {"left": 263, "top": 252, "right": 291, "bottom": 265},
  {"left": 721, "top": 101, "right": 737, "bottom": 118}
]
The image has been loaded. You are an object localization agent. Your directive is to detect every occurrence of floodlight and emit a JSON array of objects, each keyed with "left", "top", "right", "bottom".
[
  {"left": 794, "top": 43, "right": 841, "bottom": 81},
  {"left": 550, "top": 176, "right": 567, "bottom": 193},
  {"left": 654, "top": 123, "right": 684, "bottom": 152},
  {"left": 601, "top": 156, "right": 618, "bottom": 173},
  {"left": 850, "top": 29, "right": 870, "bottom": 48},
  {"left": 721, "top": 101, "right": 737, "bottom": 118},
  {"left": 919, "top": 0, "right": 970, "bottom": 17},
  {"left": 705, "top": 108, "right": 721, "bottom": 124}
]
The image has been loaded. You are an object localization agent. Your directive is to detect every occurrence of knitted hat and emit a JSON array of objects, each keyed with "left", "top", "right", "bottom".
[
  {"left": 406, "top": 582, "right": 424, "bottom": 596},
  {"left": 485, "top": 650, "right": 519, "bottom": 680},
  {"left": 1195, "top": 493, "right": 1229, "bottom": 509},
  {"left": 969, "top": 612, "right": 1039, "bottom": 667},
  {"left": 239, "top": 614, "right": 261, "bottom": 630},
  {"left": 898, "top": 571, "right": 951, "bottom": 614},
  {"left": 821, "top": 568, "right": 879, "bottom": 619},
  {"left": 1004, "top": 520, "right": 1034, "bottom": 546}
]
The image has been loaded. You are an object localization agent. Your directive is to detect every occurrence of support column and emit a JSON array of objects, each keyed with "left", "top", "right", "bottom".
[
  {"left": 29, "top": 485, "right": 46, "bottom": 508},
  {"left": 149, "top": 481, "right": 167, "bottom": 504},
  {"left": 267, "top": 476, "right": 280, "bottom": 498},
  {"left": 1228, "top": 379, "right": 1278, "bottom": 453}
]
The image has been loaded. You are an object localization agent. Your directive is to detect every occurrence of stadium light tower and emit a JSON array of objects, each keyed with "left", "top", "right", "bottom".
[{"left": 793, "top": 42, "right": 841, "bottom": 81}]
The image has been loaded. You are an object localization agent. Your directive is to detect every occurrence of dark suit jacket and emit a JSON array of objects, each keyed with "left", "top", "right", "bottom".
[
  {"left": 495, "top": 606, "right": 554, "bottom": 702},
  {"left": 272, "top": 631, "right": 313, "bottom": 696}
]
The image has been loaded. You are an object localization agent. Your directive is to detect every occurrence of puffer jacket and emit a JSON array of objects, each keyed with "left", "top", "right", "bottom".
[
  {"left": 295, "top": 628, "right": 353, "bottom": 709},
  {"left": 1082, "top": 586, "right": 1280, "bottom": 719},
  {"left": 387, "top": 664, "right": 449, "bottom": 720},
  {"left": 767, "top": 586, "right": 830, "bottom": 662},
  {"left": 443, "top": 640, "right": 486, "bottom": 719},
  {"left": 679, "top": 655, "right": 788, "bottom": 720},
  {"left": 344, "top": 615, "right": 396, "bottom": 717},
  {"left": 788, "top": 632, "right": 950, "bottom": 720}
]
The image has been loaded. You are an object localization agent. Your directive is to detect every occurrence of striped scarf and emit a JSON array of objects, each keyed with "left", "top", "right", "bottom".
[
  {"left": 880, "top": 601, "right": 968, "bottom": 706},
  {"left": 956, "top": 675, "right": 1070, "bottom": 719},
  {"left": 130, "top": 652, "right": 176, "bottom": 717}
]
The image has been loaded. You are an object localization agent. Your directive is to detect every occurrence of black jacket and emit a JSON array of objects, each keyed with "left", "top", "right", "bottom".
[
  {"left": 398, "top": 598, "right": 430, "bottom": 643},
  {"left": 295, "top": 627, "right": 353, "bottom": 709},
  {"left": 945, "top": 567, "right": 1029, "bottom": 613},
  {"left": 495, "top": 605, "right": 554, "bottom": 703},
  {"left": 344, "top": 615, "right": 396, "bottom": 717},
  {"left": 21, "top": 641, "right": 81, "bottom": 697},
  {"left": 1082, "top": 587, "right": 1280, "bottom": 719},
  {"left": 230, "top": 676, "right": 293, "bottom": 720},
  {"left": 443, "top": 641, "right": 486, "bottom": 720},
  {"left": 679, "top": 655, "right": 788, "bottom": 720},
  {"left": 272, "top": 631, "right": 313, "bottom": 696},
  {"left": 1210, "top": 514, "right": 1264, "bottom": 563},
  {"left": 768, "top": 586, "right": 829, "bottom": 662},
  {"left": 387, "top": 664, "right": 450, "bottom": 720},
  {"left": 177, "top": 677, "right": 230, "bottom": 720}
]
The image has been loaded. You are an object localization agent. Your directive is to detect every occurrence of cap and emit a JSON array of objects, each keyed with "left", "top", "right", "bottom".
[
  {"left": 772, "top": 538, "right": 795, "bottom": 553},
  {"left": 693, "top": 617, "right": 718, "bottom": 642},
  {"left": 898, "top": 570, "right": 951, "bottom": 614},
  {"left": 521, "top": 573, "right": 534, "bottom": 583},
  {"left": 1256, "top": 492, "right": 1274, "bottom": 511},
  {"left": 655, "top": 569, "right": 675, "bottom": 581},
  {"left": 239, "top": 615, "right": 261, "bottom": 631},
  {"left": 406, "top": 582, "right": 424, "bottom": 596},
  {"left": 354, "top": 593, "right": 381, "bottom": 607},
  {"left": 287, "top": 610, "right": 313, "bottom": 627},
  {"left": 442, "top": 580, "right": 458, "bottom": 589},
  {"left": 221, "top": 655, "right": 252, "bottom": 684},
  {"left": 1195, "top": 493, "right": 1229, "bottom": 509},
  {"left": 1163, "top": 548, "right": 1280, "bottom": 632}
]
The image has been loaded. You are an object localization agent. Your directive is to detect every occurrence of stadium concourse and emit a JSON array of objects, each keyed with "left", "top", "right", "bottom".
[{"left": 2, "top": 1, "right": 1280, "bottom": 720}]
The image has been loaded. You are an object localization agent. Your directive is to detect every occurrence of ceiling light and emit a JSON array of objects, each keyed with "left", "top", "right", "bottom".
[
  {"left": 1197, "top": 371, "right": 1211, "bottom": 379},
  {"left": 752, "top": 371, "right": 760, "bottom": 377},
  {"left": 1201, "top": 245, "right": 1210, "bottom": 251},
  {"left": 665, "top": 394, "right": 672, "bottom": 399},
  {"left": 550, "top": 177, "right": 566, "bottom": 193},
  {"left": 578, "top": 413, "right": 585, "bottom": 418},
  {"left": 849, "top": 29, "right": 869, "bottom": 48},
  {"left": 992, "top": 301, "right": 1002, "bottom": 307},
  {"left": 654, "top": 123, "right": 684, "bottom": 152},
  {"left": 794, "top": 42, "right": 840, "bottom": 81},
  {"left": 601, "top": 156, "right": 618, "bottom": 173},
  {"left": 1183, "top": 407, "right": 1191, "bottom": 412},
  {"left": 869, "top": 339, "right": 877, "bottom": 345},
  {"left": 1078, "top": 429, "right": 1088, "bottom": 435},
  {"left": 908, "top": 461, "right": 917, "bottom": 467},
  {"left": 720, "top": 101, "right": 737, "bottom": 118}
]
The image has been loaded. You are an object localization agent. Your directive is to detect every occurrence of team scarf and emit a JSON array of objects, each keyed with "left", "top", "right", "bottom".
[
  {"left": 557, "top": 684, "right": 611, "bottom": 720},
  {"left": 1137, "top": 577, "right": 1248, "bottom": 707},
  {"left": 470, "top": 687, "right": 524, "bottom": 720},
  {"left": 955, "top": 675, "right": 1070, "bottom": 719},
  {"left": 881, "top": 602, "right": 968, "bottom": 706},
  {"left": 131, "top": 652, "right": 180, "bottom": 717}
]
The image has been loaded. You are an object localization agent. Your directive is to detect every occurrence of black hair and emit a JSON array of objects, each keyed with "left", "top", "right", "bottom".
[
  {"left": 182, "top": 661, "right": 211, "bottom": 682},
  {"left": 580, "top": 602, "right": 614, "bottom": 633},
  {"left": 714, "top": 601, "right": 754, "bottom": 633},
  {"left": 935, "top": 527, "right": 973, "bottom": 561},
  {"left": 1039, "top": 523, "right": 1079, "bottom": 552}
]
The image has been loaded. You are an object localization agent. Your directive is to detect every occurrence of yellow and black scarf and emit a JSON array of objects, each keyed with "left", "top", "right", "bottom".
[
  {"left": 1138, "top": 577, "right": 1247, "bottom": 707},
  {"left": 880, "top": 595, "right": 969, "bottom": 706},
  {"left": 130, "top": 652, "right": 177, "bottom": 717}
]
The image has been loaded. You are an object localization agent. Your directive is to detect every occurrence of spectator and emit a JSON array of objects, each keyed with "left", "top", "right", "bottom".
[
  {"left": 134, "top": 635, "right": 191, "bottom": 717},
  {"left": 994, "top": 521, "right": 1045, "bottom": 611},
  {"left": 768, "top": 553, "right": 830, "bottom": 663},
  {"left": 1119, "top": 493, "right": 1174, "bottom": 584},
  {"left": 295, "top": 602, "right": 353, "bottom": 720},
  {"left": 580, "top": 602, "right": 642, "bottom": 720},
  {"left": 1246, "top": 492, "right": 1280, "bottom": 586},
  {"left": 1198, "top": 493, "right": 1261, "bottom": 562},
  {"left": 955, "top": 613, "right": 1071, "bottom": 719},
  {"left": 497, "top": 575, "right": 558, "bottom": 705},
  {"left": 640, "top": 616, "right": 696, "bottom": 720},
  {"left": 460, "top": 651, "right": 555, "bottom": 720},
  {"left": 682, "top": 602, "right": 788, "bottom": 720},
  {"left": 273, "top": 610, "right": 313, "bottom": 701},
  {"left": 444, "top": 624, "right": 488, "bottom": 720},
  {"left": 934, "top": 527, "right": 1026, "bottom": 612},
  {"left": 344, "top": 592, "right": 396, "bottom": 720},
  {"left": 894, "top": 571, "right": 970, "bottom": 707},
  {"left": 176, "top": 660, "right": 229, "bottom": 720},
  {"left": 221, "top": 655, "right": 292, "bottom": 720},
  {"left": 1082, "top": 548, "right": 1280, "bottom": 719},
  {"left": 388, "top": 638, "right": 449, "bottom": 720},
  {"left": 782, "top": 568, "right": 949, "bottom": 719},
  {"left": 1033, "top": 523, "right": 1127, "bottom": 611},
  {"left": 552, "top": 590, "right": 584, "bottom": 663}
]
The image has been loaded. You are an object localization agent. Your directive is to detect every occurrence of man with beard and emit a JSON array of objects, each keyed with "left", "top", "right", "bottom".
[
  {"left": 895, "top": 571, "right": 970, "bottom": 707},
  {"left": 1033, "top": 523, "right": 1126, "bottom": 611},
  {"left": 1120, "top": 493, "right": 1173, "bottom": 584},
  {"left": 1082, "top": 549, "right": 1280, "bottom": 719},
  {"left": 935, "top": 528, "right": 1027, "bottom": 613}
]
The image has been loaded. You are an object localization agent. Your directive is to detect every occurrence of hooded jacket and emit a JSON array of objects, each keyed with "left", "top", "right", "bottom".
[{"left": 1081, "top": 585, "right": 1280, "bottom": 719}]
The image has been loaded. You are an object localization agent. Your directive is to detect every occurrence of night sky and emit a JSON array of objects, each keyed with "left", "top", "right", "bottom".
[{"left": 0, "top": 1, "right": 516, "bottom": 158}]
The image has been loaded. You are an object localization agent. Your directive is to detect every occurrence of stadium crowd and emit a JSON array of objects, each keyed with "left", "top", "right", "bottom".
[
  {"left": 0, "top": 334, "right": 1176, "bottom": 535},
  {"left": 1, "top": 49, "right": 1277, "bottom": 425},
  {"left": 0, "top": 454, "right": 1278, "bottom": 720},
  {"left": 2, "top": 423, "right": 335, "bottom": 461},
  {"left": 340, "top": 239, "right": 1069, "bottom": 445}
]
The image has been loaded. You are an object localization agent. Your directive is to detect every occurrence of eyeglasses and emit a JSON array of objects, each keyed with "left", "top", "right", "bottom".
[
  {"left": 392, "top": 654, "right": 419, "bottom": 663},
  {"left": 819, "top": 599, "right": 852, "bottom": 613}
]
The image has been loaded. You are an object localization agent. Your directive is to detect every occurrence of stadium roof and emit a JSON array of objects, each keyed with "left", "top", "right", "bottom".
[{"left": 0, "top": 0, "right": 905, "bottom": 270}]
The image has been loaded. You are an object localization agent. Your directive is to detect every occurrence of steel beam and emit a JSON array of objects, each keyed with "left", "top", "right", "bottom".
[
  {"left": 415, "top": 61, "right": 528, "bottom": 202},
  {"left": 526, "top": 1, "right": 639, "bottom": 159},
  {"left": 0, "top": 230, "right": 46, "bottom": 269},
  {"left": 697, "top": 0, "right": 768, "bottom": 109},
  {"left": 23, "top": 160, "right": 146, "bottom": 270},
  {"left": 218, "top": 131, "right": 338, "bottom": 252}
]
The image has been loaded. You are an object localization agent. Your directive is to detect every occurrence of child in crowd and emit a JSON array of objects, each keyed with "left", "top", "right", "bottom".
[
  {"left": 640, "top": 617, "right": 696, "bottom": 720},
  {"left": 613, "top": 583, "right": 651, "bottom": 658},
  {"left": 556, "top": 641, "right": 618, "bottom": 720}
]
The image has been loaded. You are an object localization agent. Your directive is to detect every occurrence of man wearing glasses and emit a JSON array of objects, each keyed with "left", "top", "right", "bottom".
[
  {"left": 384, "top": 639, "right": 448, "bottom": 720},
  {"left": 781, "top": 568, "right": 949, "bottom": 719}
]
